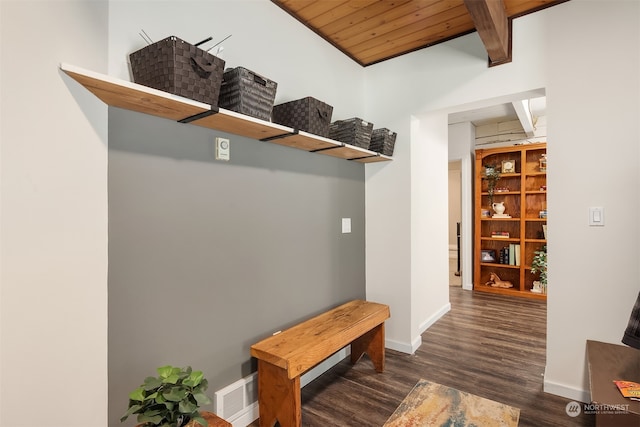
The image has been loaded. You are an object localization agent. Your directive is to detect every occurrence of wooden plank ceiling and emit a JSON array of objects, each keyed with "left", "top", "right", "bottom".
[{"left": 272, "top": 0, "right": 568, "bottom": 66}]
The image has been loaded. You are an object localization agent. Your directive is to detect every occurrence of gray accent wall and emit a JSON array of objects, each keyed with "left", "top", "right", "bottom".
[{"left": 108, "top": 107, "right": 366, "bottom": 425}]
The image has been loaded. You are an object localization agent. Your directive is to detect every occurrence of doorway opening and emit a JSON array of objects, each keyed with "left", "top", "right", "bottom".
[
  {"left": 446, "top": 90, "right": 547, "bottom": 294},
  {"left": 448, "top": 160, "right": 462, "bottom": 287}
]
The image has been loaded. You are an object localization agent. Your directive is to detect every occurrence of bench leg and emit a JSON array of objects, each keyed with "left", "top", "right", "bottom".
[
  {"left": 350, "top": 323, "right": 385, "bottom": 372},
  {"left": 257, "top": 359, "right": 301, "bottom": 427}
]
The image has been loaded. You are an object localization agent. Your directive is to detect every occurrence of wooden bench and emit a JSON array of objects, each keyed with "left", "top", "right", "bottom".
[{"left": 250, "top": 299, "right": 390, "bottom": 427}]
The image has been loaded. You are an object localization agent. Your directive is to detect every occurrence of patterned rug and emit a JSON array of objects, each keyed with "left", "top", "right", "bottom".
[{"left": 384, "top": 380, "right": 520, "bottom": 427}]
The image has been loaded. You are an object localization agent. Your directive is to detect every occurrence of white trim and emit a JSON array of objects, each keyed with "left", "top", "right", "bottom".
[
  {"left": 386, "top": 302, "right": 451, "bottom": 355},
  {"left": 229, "top": 402, "right": 259, "bottom": 427},
  {"left": 386, "top": 337, "right": 421, "bottom": 354},
  {"left": 419, "top": 302, "right": 451, "bottom": 334},
  {"left": 300, "top": 348, "right": 349, "bottom": 387},
  {"left": 543, "top": 378, "right": 590, "bottom": 403}
]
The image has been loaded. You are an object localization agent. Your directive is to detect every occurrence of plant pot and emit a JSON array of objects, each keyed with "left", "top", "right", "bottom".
[{"left": 135, "top": 411, "right": 230, "bottom": 427}]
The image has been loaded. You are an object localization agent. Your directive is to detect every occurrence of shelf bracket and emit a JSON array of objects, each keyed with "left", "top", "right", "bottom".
[
  {"left": 259, "top": 128, "right": 299, "bottom": 142},
  {"left": 310, "top": 143, "right": 345, "bottom": 153},
  {"left": 178, "top": 106, "right": 220, "bottom": 124},
  {"left": 348, "top": 153, "right": 380, "bottom": 161}
]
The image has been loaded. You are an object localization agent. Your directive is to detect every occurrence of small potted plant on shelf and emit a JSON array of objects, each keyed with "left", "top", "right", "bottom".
[
  {"left": 484, "top": 164, "right": 501, "bottom": 207},
  {"left": 530, "top": 245, "right": 547, "bottom": 294},
  {"left": 121, "top": 365, "right": 213, "bottom": 427}
]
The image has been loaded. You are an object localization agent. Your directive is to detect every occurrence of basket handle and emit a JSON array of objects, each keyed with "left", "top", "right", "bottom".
[
  {"left": 317, "top": 108, "right": 329, "bottom": 123},
  {"left": 189, "top": 56, "right": 214, "bottom": 78},
  {"left": 252, "top": 73, "right": 267, "bottom": 86}
]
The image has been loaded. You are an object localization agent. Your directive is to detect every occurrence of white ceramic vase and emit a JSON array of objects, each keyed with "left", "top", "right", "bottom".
[{"left": 492, "top": 201, "right": 505, "bottom": 215}]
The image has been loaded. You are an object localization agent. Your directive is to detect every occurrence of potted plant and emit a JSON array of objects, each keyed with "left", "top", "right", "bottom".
[
  {"left": 530, "top": 245, "right": 547, "bottom": 294},
  {"left": 121, "top": 365, "right": 212, "bottom": 427},
  {"left": 484, "top": 164, "right": 501, "bottom": 207}
]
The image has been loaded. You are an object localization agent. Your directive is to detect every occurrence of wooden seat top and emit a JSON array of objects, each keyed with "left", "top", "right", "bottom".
[{"left": 250, "top": 299, "right": 390, "bottom": 379}]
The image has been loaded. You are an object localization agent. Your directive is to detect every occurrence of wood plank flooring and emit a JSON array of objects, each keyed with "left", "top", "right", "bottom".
[{"left": 252, "top": 288, "right": 596, "bottom": 426}]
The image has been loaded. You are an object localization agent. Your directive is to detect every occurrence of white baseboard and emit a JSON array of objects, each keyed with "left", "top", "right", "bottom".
[
  {"left": 385, "top": 302, "right": 451, "bottom": 355},
  {"left": 543, "top": 378, "right": 590, "bottom": 403},
  {"left": 229, "top": 402, "right": 258, "bottom": 427},
  {"left": 300, "top": 348, "right": 349, "bottom": 387},
  {"left": 418, "top": 302, "right": 451, "bottom": 335},
  {"left": 386, "top": 336, "right": 421, "bottom": 354}
]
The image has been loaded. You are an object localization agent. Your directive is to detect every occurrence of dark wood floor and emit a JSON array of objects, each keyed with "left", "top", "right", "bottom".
[{"left": 265, "top": 288, "right": 595, "bottom": 426}]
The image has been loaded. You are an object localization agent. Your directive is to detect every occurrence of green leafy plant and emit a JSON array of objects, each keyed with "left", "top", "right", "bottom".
[
  {"left": 530, "top": 245, "right": 547, "bottom": 287},
  {"left": 121, "top": 365, "right": 211, "bottom": 427},
  {"left": 484, "top": 165, "right": 501, "bottom": 206}
]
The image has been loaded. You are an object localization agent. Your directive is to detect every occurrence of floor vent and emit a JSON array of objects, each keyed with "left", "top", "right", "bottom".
[
  {"left": 214, "top": 372, "right": 258, "bottom": 425},
  {"left": 214, "top": 348, "right": 349, "bottom": 425}
]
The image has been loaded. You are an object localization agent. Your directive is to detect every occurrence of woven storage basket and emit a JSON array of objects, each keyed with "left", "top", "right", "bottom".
[
  {"left": 271, "top": 97, "right": 333, "bottom": 137},
  {"left": 329, "top": 118, "right": 374, "bottom": 149},
  {"left": 129, "top": 36, "right": 225, "bottom": 106},
  {"left": 369, "top": 128, "right": 397, "bottom": 156},
  {"left": 218, "top": 67, "right": 277, "bottom": 121}
]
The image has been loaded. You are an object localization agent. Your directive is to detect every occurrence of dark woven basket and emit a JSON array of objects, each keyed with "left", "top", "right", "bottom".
[
  {"left": 271, "top": 97, "right": 333, "bottom": 137},
  {"left": 129, "top": 36, "right": 225, "bottom": 106},
  {"left": 329, "top": 118, "right": 374, "bottom": 149},
  {"left": 369, "top": 128, "right": 397, "bottom": 156},
  {"left": 218, "top": 67, "right": 277, "bottom": 121}
]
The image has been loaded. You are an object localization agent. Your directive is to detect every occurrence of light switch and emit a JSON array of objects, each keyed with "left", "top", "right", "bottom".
[
  {"left": 342, "top": 218, "right": 351, "bottom": 233},
  {"left": 589, "top": 207, "right": 604, "bottom": 226}
]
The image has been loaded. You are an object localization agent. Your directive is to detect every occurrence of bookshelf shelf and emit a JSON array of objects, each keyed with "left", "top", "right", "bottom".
[
  {"left": 481, "top": 237, "right": 520, "bottom": 242},
  {"left": 480, "top": 263, "right": 520, "bottom": 269},
  {"left": 474, "top": 143, "right": 547, "bottom": 300}
]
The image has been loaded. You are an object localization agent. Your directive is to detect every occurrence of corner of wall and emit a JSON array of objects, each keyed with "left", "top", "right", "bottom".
[{"left": 543, "top": 377, "right": 590, "bottom": 403}]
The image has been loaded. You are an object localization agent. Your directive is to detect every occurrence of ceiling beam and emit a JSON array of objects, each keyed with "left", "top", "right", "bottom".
[
  {"left": 463, "top": 0, "right": 512, "bottom": 66},
  {"left": 512, "top": 99, "right": 535, "bottom": 137}
]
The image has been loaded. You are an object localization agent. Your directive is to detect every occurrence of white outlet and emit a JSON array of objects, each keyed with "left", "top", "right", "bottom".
[{"left": 216, "top": 137, "right": 230, "bottom": 161}]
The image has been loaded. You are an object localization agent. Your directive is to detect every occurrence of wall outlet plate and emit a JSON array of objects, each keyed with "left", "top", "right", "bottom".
[{"left": 589, "top": 207, "right": 604, "bottom": 226}]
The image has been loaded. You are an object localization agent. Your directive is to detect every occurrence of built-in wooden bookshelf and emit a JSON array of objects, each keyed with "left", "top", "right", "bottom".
[{"left": 474, "top": 143, "right": 547, "bottom": 300}]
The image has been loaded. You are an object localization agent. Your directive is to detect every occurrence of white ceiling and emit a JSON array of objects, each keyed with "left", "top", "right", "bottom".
[{"left": 448, "top": 96, "right": 546, "bottom": 126}]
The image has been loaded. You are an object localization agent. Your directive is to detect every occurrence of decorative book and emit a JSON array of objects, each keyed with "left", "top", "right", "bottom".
[{"left": 614, "top": 380, "right": 640, "bottom": 400}]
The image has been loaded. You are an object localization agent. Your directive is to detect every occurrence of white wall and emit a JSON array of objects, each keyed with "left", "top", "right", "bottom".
[
  {"left": 447, "top": 161, "right": 461, "bottom": 254},
  {"left": 108, "top": 0, "right": 365, "bottom": 119},
  {"left": 1, "top": 2, "right": 638, "bottom": 425},
  {"left": 365, "top": 0, "right": 639, "bottom": 401},
  {"left": 0, "top": 1, "right": 109, "bottom": 426},
  {"left": 543, "top": 0, "right": 640, "bottom": 401},
  {"left": 411, "top": 113, "right": 451, "bottom": 339},
  {"left": 449, "top": 121, "right": 475, "bottom": 290}
]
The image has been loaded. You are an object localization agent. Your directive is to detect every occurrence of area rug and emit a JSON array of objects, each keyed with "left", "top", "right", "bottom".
[{"left": 384, "top": 379, "right": 520, "bottom": 427}]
